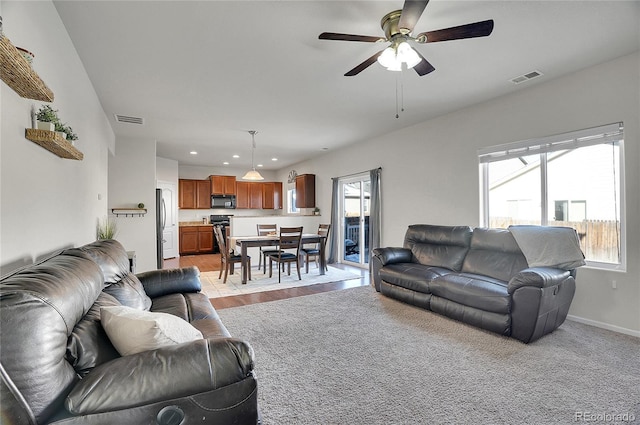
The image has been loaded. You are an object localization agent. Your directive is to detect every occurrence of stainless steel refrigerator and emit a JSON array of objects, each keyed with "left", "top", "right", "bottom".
[{"left": 156, "top": 188, "right": 165, "bottom": 269}]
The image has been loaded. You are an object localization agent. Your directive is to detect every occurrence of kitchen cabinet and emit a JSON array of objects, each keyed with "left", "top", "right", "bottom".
[
  {"left": 295, "top": 174, "right": 316, "bottom": 208},
  {"left": 262, "top": 182, "right": 283, "bottom": 209},
  {"left": 179, "top": 226, "right": 198, "bottom": 254},
  {"left": 179, "top": 179, "right": 211, "bottom": 209},
  {"left": 210, "top": 175, "right": 236, "bottom": 195},
  {"left": 236, "top": 181, "right": 263, "bottom": 209},
  {"left": 198, "top": 226, "right": 214, "bottom": 252},
  {"left": 179, "top": 226, "right": 214, "bottom": 254}
]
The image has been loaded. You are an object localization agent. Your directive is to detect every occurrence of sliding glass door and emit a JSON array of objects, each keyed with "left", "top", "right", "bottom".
[{"left": 340, "top": 175, "right": 370, "bottom": 267}]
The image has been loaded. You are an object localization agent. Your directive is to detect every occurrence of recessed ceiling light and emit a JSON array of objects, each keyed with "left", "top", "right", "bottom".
[
  {"left": 271, "top": 158, "right": 278, "bottom": 161},
  {"left": 190, "top": 151, "right": 198, "bottom": 155},
  {"left": 223, "top": 161, "right": 229, "bottom": 165},
  {"left": 257, "top": 164, "right": 263, "bottom": 168},
  {"left": 232, "top": 154, "right": 240, "bottom": 159}
]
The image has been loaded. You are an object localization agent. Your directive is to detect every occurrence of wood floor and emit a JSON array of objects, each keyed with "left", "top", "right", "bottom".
[{"left": 164, "top": 254, "right": 370, "bottom": 309}]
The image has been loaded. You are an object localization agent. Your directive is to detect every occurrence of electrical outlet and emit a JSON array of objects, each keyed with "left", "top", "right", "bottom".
[{"left": 612, "top": 280, "right": 617, "bottom": 289}]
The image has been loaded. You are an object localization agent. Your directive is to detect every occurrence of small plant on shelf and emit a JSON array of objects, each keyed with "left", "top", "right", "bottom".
[
  {"left": 36, "top": 105, "right": 59, "bottom": 123},
  {"left": 96, "top": 216, "right": 118, "bottom": 240},
  {"left": 35, "top": 104, "right": 78, "bottom": 141}
]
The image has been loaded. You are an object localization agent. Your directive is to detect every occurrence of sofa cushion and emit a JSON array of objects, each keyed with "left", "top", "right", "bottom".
[
  {"left": 66, "top": 292, "right": 121, "bottom": 377},
  {"left": 403, "top": 225, "right": 472, "bottom": 271},
  {"left": 461, "top": 228, "right": 528, "bottom": 282},
  {"left": 430, "top": 273, "right": 511, "bottom": 314},
  {"left": 100, "top": 306, "right": 203, "bottom": 356},
  {"left": 103, "top": 272, "right": 152, "bottom": 311},
  {"left": 66, "top": 239, "right": 131, "bottom": 285},
  {"left": 151, "top": 292, "right": 220, "bottom": 322},
  {"left": 379, "top": 263, "right": 453, "bottom": 294}
]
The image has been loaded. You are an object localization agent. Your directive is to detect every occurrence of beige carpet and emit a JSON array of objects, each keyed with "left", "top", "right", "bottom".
[{"left": 200, "top": 264, "right": 361, "bottom": 298}]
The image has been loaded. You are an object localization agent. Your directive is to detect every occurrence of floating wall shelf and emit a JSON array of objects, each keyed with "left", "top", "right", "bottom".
[
  {"left": 111, "top": 208, "right": 147, "bottom": 217},
  {"left": 0, "top": 36, "right": 54, "bottom": 102},
  {"left": 25, "top": 128, "right": 83, "bottom": 160}
]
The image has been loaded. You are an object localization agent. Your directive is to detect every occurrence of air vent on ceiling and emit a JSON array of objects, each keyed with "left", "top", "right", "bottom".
[
  {"left": 114, "top": 114, "right": 144, "bottom": 125},
  {"left": 510, "top": 70, "right": 543, "bottom": 84}
]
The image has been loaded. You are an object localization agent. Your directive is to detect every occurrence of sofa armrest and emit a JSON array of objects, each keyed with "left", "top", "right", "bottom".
[
  {"left": 66, "top": 337, "right": 254, "bottom": 415},
  {"left": 507, "top": 267, "right": 572, "bottom": 294},
  {"left": 372, "top": 247, "right": 412, "bottom": 265},
  {"left": 136, "top": 266, "right": 201, "bottom": 298}
]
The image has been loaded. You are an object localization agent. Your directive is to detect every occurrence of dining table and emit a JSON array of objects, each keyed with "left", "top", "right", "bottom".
[{"left": 229, "top": 234, "right": 327, "bottom": 284}]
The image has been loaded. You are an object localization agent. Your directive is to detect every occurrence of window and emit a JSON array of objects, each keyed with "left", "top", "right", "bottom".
[
  {"left": 287, "top": 186, "right": 298, "bottom": 214},
  {"left": 479, "top": 123, "right": 625, "bottom": 270}
]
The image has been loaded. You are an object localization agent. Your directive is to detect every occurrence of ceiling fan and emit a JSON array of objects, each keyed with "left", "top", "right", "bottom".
[{"left": 319, "top": 0, "right": 494, "bottom": 77}]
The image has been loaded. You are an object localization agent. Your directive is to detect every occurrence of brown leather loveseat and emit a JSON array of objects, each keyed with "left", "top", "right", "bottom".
[{"left": 1, "top": 239, "right": 258, "bottom": 424}]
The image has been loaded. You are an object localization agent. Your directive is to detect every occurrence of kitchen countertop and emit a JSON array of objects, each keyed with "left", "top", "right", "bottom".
[{"left": 179, "top": 221, "right": 213, "bottom": 227}]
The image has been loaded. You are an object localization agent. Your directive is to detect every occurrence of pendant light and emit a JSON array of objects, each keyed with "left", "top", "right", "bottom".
[{"left": 242, "top": 130, "right": 264, "bottom": 181}]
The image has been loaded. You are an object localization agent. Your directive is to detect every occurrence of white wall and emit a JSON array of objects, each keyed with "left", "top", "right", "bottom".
[
  {"left": 280, "top": 53, "right": 640, "bottom": 335},
  {"left": 0, "top": 1, "right": 113, "bottom": 275},
  {"left": 108, "top": 138, "right": 157, "bottom": 272}
]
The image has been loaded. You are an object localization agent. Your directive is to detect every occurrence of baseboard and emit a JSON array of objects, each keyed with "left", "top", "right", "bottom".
[{"left": 567, "top": 315, "right": 640, "bottom": 338}]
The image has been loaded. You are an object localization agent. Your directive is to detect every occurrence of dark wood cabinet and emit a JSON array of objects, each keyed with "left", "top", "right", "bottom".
[
  {"left": 236, "top": 181, "right": 250, "bottom": 209},
  {"left": 262, "top": 182, "right": 283, "bottom": 209},
  {"left": 179, "top": 226, "right": 198, "bottom": 254},
  {"left": 179, "top": 179, "right": 211, "bottom": 209},
  {"left": 196, "top": 180, "right": 211, "bottom": 209},
  {"left": 236, "top": 181, "right": 283, "bottom": 209},
  {"left": 295, "top": 174, "right": 316, "bottom": 208},
  {"left": 179, "top": 226, "right": 214, "bottom": 254},
  {"left": 249, "top": 183, "right": 263, "bottom": 209},
  {"left": 210, "top": 175, "right": 236, "bottom": 195},
  {"left": 237, "top": 181, "right": 263, "bottom": 209},
  {"left": 197, "top": 226, "right": 214, "bottom": 252},
  {"left": 179, "top": 179, "right": 197, "bottom": 209}
]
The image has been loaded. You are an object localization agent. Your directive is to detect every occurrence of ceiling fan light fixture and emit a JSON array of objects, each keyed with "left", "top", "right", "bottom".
[
  {"left": 397, "top": 42, "right": 421, "bottom": 69},
  {"left": 377, "top": 46, "right": 397, "bottom": 69}
]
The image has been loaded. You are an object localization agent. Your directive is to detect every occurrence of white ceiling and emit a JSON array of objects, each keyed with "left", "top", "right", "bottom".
[{"left": 53, "top": 1, "right": 639, "bottom": 170}]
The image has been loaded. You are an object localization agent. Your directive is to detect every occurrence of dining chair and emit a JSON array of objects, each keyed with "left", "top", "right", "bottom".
[
  {"left": 257, "top": 224, "right": 280, "bottom": 273},
  {"left": 214, "top": 225, "right": 250, "bottom": 283},
  {"left": 267, "top": 226, "right": 303, "bottom": 283},
  {"left": 301, "top": 223, "right": 331, "bottom": 273}
]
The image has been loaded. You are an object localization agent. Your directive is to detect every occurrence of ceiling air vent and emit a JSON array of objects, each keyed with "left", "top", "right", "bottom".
[
  {"left": 114, "top": 114, "right": 144, "bottom": 125},
  {"left": 510, "top": 70, "right": 543, "bottom": 84}
]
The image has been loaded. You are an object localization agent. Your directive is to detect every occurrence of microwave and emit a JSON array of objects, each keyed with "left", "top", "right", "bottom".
[{"left": 211, "top": 195, "right": 236, "bottom": 209}]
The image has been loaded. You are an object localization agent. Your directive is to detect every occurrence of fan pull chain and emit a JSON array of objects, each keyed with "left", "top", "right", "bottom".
[
  {"left": 395, "top": 74, "right": 399, "bottom": 119},
  {"left": 395, "top": 70, "right": 406, "bottom": 119}
]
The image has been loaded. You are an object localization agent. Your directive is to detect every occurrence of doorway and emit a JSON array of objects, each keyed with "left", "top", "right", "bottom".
[{"left": 340, "top": 175, "right": 370, "bottom": 267}]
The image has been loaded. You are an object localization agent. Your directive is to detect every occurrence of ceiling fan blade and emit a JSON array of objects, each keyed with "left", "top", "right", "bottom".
[
  {"left": 319, "top": 32, "right": 384, "bottom": 43},
  {"left": 398, "top": 0, "right": 430, "bottom": 34},
  {"left": 411, "top": 49, "right": 436, "bottom": 76},
  {"left": 344, "top": 50, "right": 385, "bottom": 76},
  {"left": 415, "top": 19, "right": 494, "bottom": 43}
]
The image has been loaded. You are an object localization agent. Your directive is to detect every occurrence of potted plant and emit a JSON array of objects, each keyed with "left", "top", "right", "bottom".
[
  {"left": 313, "top": 207, "right": 320, "bottom": 216},
  {"left": 35, "top": 105, "right": 58, "bottom": 131},
  {"left": 55, "top": 122, "right": 78, "bottom": 142},
  {"left": 35, "top": 105, "right": 79, "bottom": 142},
  {"left": 96, "top": 216, "right": 118, "bottom": 240}
]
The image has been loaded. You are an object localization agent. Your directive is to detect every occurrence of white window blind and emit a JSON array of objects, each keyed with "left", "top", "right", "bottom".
[{"left": 478, "top": 123, "right": 623, "bottom": 163}]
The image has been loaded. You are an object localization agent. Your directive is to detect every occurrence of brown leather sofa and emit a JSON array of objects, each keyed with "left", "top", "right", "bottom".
[
  {"left": 0, "top": 239, "right": 258, "bottom": 424},
  {"left": 372, "top": 224, "right": 584, "bottom": 343}
]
